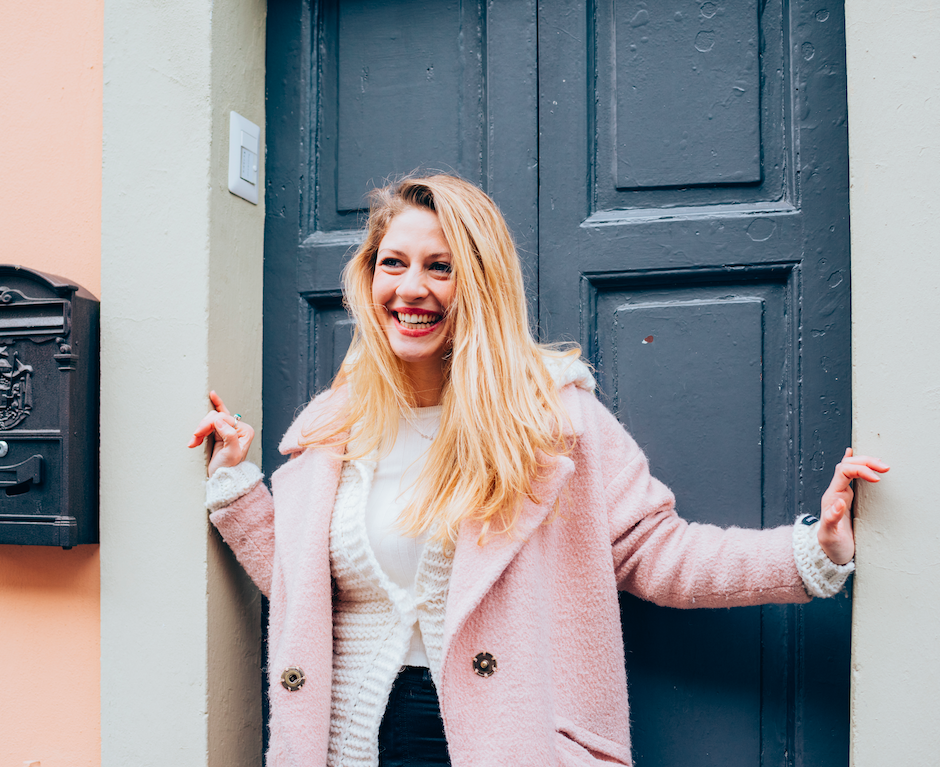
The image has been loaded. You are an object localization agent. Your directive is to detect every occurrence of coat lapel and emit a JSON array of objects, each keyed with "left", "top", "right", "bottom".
[
  {"left": 442, "top": 453, "right": 576, "bottom": 662},
  {"left": 273, "top": 387, "right": 350, "bottom": 577},
  {"left": 270, "top": 445, "right": 344, "bottom": 587}
]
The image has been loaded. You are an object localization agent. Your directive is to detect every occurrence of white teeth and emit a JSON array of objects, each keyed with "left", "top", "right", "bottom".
[{"left": 396, "top": 312, "right": 440, "bottom": 326}]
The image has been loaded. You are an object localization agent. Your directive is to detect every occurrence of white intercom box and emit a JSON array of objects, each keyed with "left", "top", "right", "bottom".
[{"left": 228, "top": 111, "right": 261, "bottom": 205}]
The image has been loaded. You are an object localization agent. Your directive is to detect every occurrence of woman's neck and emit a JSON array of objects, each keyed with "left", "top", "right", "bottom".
[
  {"left": 409, "top": 385, "right": 443, "bottom": 408},
  {"left": 403, "top": 361, "right": 446, "bottom": 407}
]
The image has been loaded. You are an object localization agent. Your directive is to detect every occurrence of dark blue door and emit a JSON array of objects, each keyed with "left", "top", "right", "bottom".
[
  {"left": 538, "top": 2, "right": 852, "bottom": 764},
  {"left": 264, "top": 1, "right": 852, "bottom": 763}
]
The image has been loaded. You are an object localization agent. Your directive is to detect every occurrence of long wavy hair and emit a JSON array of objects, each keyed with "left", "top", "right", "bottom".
[{"left": 301, "top": 174, "right": 578, "bottom": 544}]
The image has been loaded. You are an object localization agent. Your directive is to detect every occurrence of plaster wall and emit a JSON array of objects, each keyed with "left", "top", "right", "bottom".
[
  {"left": 206, "top": 2, "right": 267, "bottom": 764},
  {"left": 0, "top": 1, "right": 103, "bottom": 765},
  {"left": 845, "top": 2, "right": 940, "bottom": 763},
  {"left": 101, "top": 0, "right": 265, "bottom": 763}
]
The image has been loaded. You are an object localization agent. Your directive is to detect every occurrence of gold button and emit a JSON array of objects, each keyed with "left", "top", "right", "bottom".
[
  {"left": 280, "top": 666, "right": 306, "bottom": 691},
  {"left": 473, "top": 652, "right": 497, "bottom": 678}
]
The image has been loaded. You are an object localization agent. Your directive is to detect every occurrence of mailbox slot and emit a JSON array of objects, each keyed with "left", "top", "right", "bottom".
[
  {"left": 0, "top": 454, "right": 44, "bottom": 490},
  {"left": 0, "top": 300, "right": 68, "bottom": 337}
]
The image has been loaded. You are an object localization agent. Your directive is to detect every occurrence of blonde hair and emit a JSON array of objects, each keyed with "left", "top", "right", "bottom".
[{"left": 302, "top": 174, "right": 579, "bottom": 544}]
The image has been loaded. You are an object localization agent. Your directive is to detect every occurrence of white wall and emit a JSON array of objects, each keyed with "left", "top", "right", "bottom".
[
  {"left": 101, "top": 0, "right": 266, "bottom": 764},
  {"left": 846, "top": 2, "right": 940, "bottom": 764}
]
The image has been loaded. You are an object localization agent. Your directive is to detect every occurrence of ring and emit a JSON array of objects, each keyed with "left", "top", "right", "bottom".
[{"left": 233, "top": 413, "right": 242, "bottom": 422}]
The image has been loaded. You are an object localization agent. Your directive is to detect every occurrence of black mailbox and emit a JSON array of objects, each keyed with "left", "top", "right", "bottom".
[{"left": 0, "top": 266, "right": 99, "bottom": 548}]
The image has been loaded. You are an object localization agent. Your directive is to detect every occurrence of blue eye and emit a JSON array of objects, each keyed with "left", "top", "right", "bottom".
[{"left": 431, "top": 262, "right": 453, "bottom": 274}]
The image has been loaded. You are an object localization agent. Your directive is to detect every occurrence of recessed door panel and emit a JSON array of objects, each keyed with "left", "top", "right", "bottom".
[
  {"left": 593, "top": 0, "right": 792, "bottom": 213},
  {"left": 614, "top": 0, "right": 761, "bottom": 189},
  {"left": 302, "top": 292, "right": 354, "bottom": 396},
  {"left": 335, "top": 0, "right": 480, "bottom": 211},
  {"left": 608, "top": 296, "right": 765, "bottom": 522},
  {"left": 275, "top": 0, "right": 539, "bottom": 422},
  {"left": 621, "top": 599, "right": 762, "bottom": 767}
]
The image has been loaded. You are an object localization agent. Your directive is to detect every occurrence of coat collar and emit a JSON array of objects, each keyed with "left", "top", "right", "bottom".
[{"left": 278, "top": 386, "right": 349, "bottom": 457}]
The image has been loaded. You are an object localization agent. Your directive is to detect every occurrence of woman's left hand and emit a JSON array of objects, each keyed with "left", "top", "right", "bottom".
[
  {"left": 188, "top": 390, "right": 255, "bottom": 477},
  {"left": 818, "top": 448, "right": 890, "bottom": 565}
]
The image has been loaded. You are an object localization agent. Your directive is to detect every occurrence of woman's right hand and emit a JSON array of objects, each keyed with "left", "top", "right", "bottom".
[{"left": 188, "top": 390, "right": 255, "bottom": 477}]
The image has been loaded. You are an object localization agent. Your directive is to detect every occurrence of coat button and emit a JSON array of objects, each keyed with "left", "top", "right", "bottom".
[
  {"left": 280, "top": 666, "right": 306, "bottom": 691},
  {"left": 472, "top": 652, "right": 497, "bottom": 677}
]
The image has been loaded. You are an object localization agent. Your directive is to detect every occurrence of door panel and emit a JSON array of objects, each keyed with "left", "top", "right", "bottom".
[
  {"left": 592, "top": 0, "right": 793, "bottom": 212},
  {"left": 324, "top": 0, "right": 485, "bottom": 220},
  {"left": 589, "top": 264, "right": 797, "bottom": 528},
  {"left": 612, "top": 0, "right": 762, "bottom": 188},
  {"left": 593, "top": 266, "right": 798, "bottom": 767}
]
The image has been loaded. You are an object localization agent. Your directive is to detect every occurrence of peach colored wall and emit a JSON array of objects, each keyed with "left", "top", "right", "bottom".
[
  {"left": 0, "top": 0, "right": 102, "bottom": 766},
  {"left": 0, "top": 548, "right": 100, "bottom": 765},
  {"left": 0, "top": 0, "right": 102, "bottom": 296}
]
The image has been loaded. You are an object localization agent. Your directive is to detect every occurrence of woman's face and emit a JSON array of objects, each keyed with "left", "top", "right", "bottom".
[{"left": 372, "top": 206, "right": 456, "bottom": 395}]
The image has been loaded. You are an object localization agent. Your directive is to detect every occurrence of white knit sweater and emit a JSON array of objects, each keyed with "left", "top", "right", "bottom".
[{"left": 327, "top": 456, "right": 452, "bottom": 766}]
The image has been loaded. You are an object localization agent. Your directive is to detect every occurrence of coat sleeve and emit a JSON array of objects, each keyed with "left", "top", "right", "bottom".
[
  {"left": 205, "top": 388, "right": 347, "bottom": 600},
  {"left": 580, "top": 395, "right": 811, "bottom": 608},
  {"left": 209, "top": 482, "right": 276, "bottom": 598}
]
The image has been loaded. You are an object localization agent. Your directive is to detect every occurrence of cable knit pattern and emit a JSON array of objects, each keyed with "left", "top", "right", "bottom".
[
  {"left": 204, "top": 461, "right": 263, "bottom": 511},
  {"left": 792, "top": 513, "right": 855, "bottom": 597},
  {"left": 328, "top": 458, "right": 452, "bottom": 767}
]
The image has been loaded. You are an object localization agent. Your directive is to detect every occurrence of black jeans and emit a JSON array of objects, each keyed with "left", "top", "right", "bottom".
[{"left": 378, "top": 666, "right": 451, "bottom": 767}]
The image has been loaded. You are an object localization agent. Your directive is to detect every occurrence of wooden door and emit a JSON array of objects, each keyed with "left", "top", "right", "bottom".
[
  {"left": 263, "top": 1, "right": 852, "bottom": 763},
  {"left": 537, "top": 1, "right": 852, "bottom": 764}
]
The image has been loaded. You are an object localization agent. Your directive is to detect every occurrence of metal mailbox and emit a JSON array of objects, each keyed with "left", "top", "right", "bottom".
[{"left": 0, "top": 266, "right": 99, "bottom": 547}]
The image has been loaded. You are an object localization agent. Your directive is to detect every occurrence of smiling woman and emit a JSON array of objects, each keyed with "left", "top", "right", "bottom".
[{"left": 188, "top": 174, "right": 887, "bottom": 767}]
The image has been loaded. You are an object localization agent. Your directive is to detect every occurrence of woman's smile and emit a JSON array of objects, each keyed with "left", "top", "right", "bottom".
[{"left": 391, "top": 307, "right": 444, "bottom": 333}]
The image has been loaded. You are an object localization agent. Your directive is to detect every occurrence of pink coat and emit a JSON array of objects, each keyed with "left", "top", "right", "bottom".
[{"left": 210, "top": 383, "right": 810, "bottom": 767}]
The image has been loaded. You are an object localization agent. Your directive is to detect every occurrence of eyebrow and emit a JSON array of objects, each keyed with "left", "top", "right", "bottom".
[{"left": 378, "top": 248, "right": 452, "bottom": 258}]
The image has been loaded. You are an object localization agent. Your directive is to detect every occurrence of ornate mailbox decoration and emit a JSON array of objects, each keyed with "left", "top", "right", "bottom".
[{"left": 0, "top": 346, "right": 34, "bottom": 429}]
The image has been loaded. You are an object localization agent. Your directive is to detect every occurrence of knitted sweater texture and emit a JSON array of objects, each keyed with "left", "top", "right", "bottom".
[{"left": 327, "top": 458, "right": 451, "bottom": 767}]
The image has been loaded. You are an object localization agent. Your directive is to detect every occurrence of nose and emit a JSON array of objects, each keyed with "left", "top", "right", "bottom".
[{"left": 396, "top": 263, "right": 428, "bottom": 301}]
